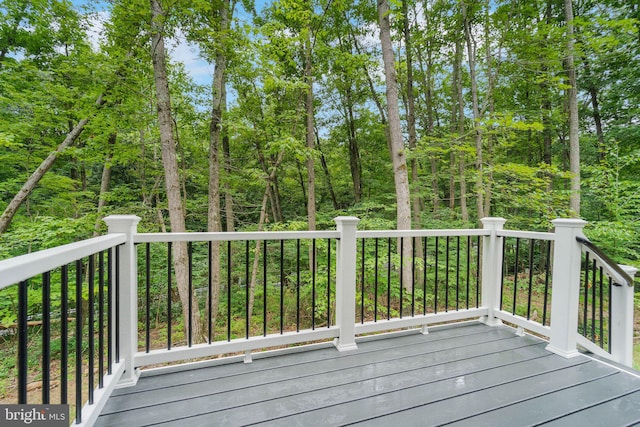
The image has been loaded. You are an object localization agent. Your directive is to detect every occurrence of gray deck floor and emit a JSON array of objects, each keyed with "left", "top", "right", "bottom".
[{"left": 95, "top": 322, "right": 640, "bottom": 427}]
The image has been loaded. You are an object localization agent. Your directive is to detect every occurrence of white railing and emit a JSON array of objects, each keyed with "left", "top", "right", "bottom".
[
  {"left": 0, "top": 232, "right": 127, "bottom": 427},
  {"left": 575, "top": 235, "right": 637, "bottom": 366},
  {"left": 0, "top": 215, "right": 635, "bottom": 426}
]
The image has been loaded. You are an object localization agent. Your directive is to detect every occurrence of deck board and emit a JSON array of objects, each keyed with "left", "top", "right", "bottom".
[{"left": 94, "top": 322, "right": 640, "bottom": 427}]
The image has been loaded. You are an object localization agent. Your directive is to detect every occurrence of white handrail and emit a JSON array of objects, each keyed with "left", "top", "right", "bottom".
[
  {"left": 0, "top": 234, "right": 126, "bottom": 289},
  {"left": 497, "top": 229, "right": 556, "bottom": 240},
  {"left": 134, "top": 230, "right": 340, "bottom": 243},
  {"left": 356, "top": 229, "right": 488, "bottom": 238}
]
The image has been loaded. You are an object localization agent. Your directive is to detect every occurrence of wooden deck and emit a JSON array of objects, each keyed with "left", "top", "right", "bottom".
[{"left": 95, "top": 322, "right": 640, "bottom": 426}]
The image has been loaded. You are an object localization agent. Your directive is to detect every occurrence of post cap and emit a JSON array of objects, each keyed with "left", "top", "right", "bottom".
[
  {"left": 333, "top": 216, "right": 360, "bottom": 225},
  {"left": 103, "top": 215, "right": 141, "bottom": 234},
  {"left": 480, "top": 217, "right": 507, "bottom": 229},
  {"left": 551, "top": 218, "right": 588, "bottom": 228}
]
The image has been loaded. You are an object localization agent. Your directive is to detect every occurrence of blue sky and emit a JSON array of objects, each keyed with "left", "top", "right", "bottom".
[{"left": 73, "top": 0, "right": 268, "bottom": 88}]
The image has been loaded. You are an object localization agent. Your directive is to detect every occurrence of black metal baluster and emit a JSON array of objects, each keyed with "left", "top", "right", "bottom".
[
  {"left": 387, "top": 238, "right": 391, "bottom": 320},
  {"left": 599, "top": 266, "right": 604, "bottom": 348},
  {"left": 361, "top": 238, "right": 365, "bottom": 323},
  {"left": 115, "top": 247, "right": 120, "bottom": 361},
  {"left": 106, "top": 251, "right": 112, "bottom": 375},
  {"left": 188, "top": 242, "right": 193, "bottom": 347},
  {"left": 88, "top": 255, "right": 95, "bottom": 404},
  {"left": 61, "top": 266, "right": 70, "bottom": 401},
  {"left": 296, "top": 240, "right": 301, "bottom": 332},
  {"left": 296, "top": 239, "right": 300, "bottom": 332},
  {"left": 75, "top": 259, "right": 83, "bottom": 424},
  {"left": 42, "top": 271, "right": 51, "bottom": 404},
  {"left": 423, "top": 236, "right": 427, "bottom": 315},
  {"left": 146, "top": 243, "right": 151, "bottom": 353},
  {"left": 208, "top": 241, "right": 213, "bottom": 343},
  {"left": 374, "top": 238, "right": 379, "bottom": 322},
  {"left": 98, "top": 251, "right": 104, "bottom": 388},
  {"left": 499, "top": 237, "right": 506, "bottom": 311},
  {"left": 445, "top": 236, "right": 450, "bottom": 312},
  {"left": 526, "top": 239, "right": 534, "bottom": 320},
  {"left": 280, "top": 240, "right": 284, "bottom": 334},
  {"left": 542, "top": 241, "right": 551, "bottom": 326},
  {"left": 583, "top": 251, "right": 590, "bottom": 337},
  {"left": 466, "top": 236, "right": 471, "bottom": 310},
  {"left": 245, "top": 240, "right": 250, "bottom": 339},
  {"left": 512, "top": 238, "right": 520, "bottom": 315},
  {"left": 455, "top": 236, "right": 460, "bottom": 311},
  {"left": 434, "top": 236, "right": 439, "bottom": 314},
  {"left": 412, "top": 237, "right": 416, "bottom": 317},
  {"left": 400, "top": 237, "right": 404, "bottom": 318},
  {"left": 263, "top": 240, "right": 267, "bottom": 337},
  {"left": 608, "top": 277, "right": 613, "bottom": 353},
  {"left": 327, "top": 239, "right": 331, "bottom": 328},
  {"left": 227, "top": 241, "right": 232, "bottom": 342},
  {"left": 18, "top": 280, "right": 28, "bottom": 404},
  {"left": 476, "top": 236, "right": 481, "bottom": 308},
  {"left": 167, "top": 242, "right": 172, "bottom": 350},
  {"left": 591, "top": 258, "right": 597, "bottom": 342},
  {"left": 312, "top": 239, "right": 316, "bottom": 330}
]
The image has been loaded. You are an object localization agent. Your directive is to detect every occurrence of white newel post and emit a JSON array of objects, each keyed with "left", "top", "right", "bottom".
[
  {"left": 480, "top": 217, "right": 507, "bottom": 326},
  {"left": 103, "top": 215, "right": 141, "bottom": 386},
  {"left": 334, "top": 216, "right": 359, "bottom": 352},
  {"left": 611, "top": 265, "right": 637, "bottom": 367},
  {"left": 546, "top": 218, "right": 587, "bottom": 358}
]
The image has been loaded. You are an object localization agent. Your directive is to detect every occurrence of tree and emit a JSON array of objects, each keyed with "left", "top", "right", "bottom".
[
  {"left": 378, "top": 0, "right": 412, "bottom": 287},
  {"left": 460, "top": 0, "right": 484, "bottom": 221},
  {"left": 149, "top": 0, "right": 202, "bottom": 341},
  {"left": 0, "top": 0, "right": 106, "bottom": 235},
  {"left": 564, "top": 0, "right": 580, "bottom": 215}
]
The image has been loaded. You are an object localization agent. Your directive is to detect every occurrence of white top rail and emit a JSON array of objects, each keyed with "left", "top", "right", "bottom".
[
  {"left": 134, "top": 230, "right": 341, "bottom": 244},
  {"left": 356, "top": 229, "right": 489, "bottom": 239},
  {"left": 497, "top": 230, "right": 556, "bottom": 240},
  {"left": 0, "top": 234, "right": 127, "bottom": 290}
]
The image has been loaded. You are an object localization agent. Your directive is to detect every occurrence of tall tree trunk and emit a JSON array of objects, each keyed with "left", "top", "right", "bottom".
[
  {"left": 453, "top": 38, "right": 469, "bottom": 222},
  {"left": 450, "top": 39, "right": 460, "bottom": 213},
  {"left": 304, "top": 30, "right": 316, "bottom": 233},
  {"left": 541, "top": 0, "right": 554, "bottom": 201},
  {"left": 296, "top": 160, "right": 308, "bottom": 210},
  {"left": 207, "top": 0, "right": 230, "bottom": 340},
  {"left": 222, "top": 132, "right": 235, "bottom": 231},
  {"left": 401, "top": 0, "right": 423, "bottom": 283},
  {"left": 247, "top": 150, "right": 286, "bottom": 324},
  {"left": 588, "top": 86, "right": 605, "bottom": 162},
  {"left": 582, "top": 55, "right": 606, "bottom": 161},
  {"left": 564, "top": 0, "right": 580, "bottom": 216},
  {"left": 378, "top": 0, "right": 412, "bottom": 289},
  {"left": 461, "top": 0, "right": 485, "bottom": 222},
  {"left": 416, "top": 38, "right": 439, "bottom": 213},
  {"left": 150, "top": 0, "right": 202, "bottom": 342},
  {"left": 317, "top": 133, "right": 339, "bottom": 210},
  {"left": 345, "top": 88, "right": 362, "bottom": 202},
  {"left": 257, "top": 143, "right": 283, "bottom": 222},
  {"left": 0, "top": 94, "right": 105, "bottom": 235},
  {"left": 93, "top": 133, "right": 115, "bottom": 236},
  {"left": 457, "top": 44, "right": 469, "bottom": 222},
  {"left": 402, "top": 0, "right": 421, "bottom": 229},
  {"left": 268, "top": 154, "right": 283, "bottom": 222},
  {"left": 482, "top": 4, "right": 493, "bottom": 218}
]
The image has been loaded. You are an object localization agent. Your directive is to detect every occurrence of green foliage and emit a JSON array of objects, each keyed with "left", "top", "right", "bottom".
[{"left": 0, "top": 0, "right": 638, "bottom": 271}]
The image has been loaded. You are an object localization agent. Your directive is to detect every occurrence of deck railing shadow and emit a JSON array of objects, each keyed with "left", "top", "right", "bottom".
[{"left": 0, "top": 215, "right": 635, "bottom": 426}]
